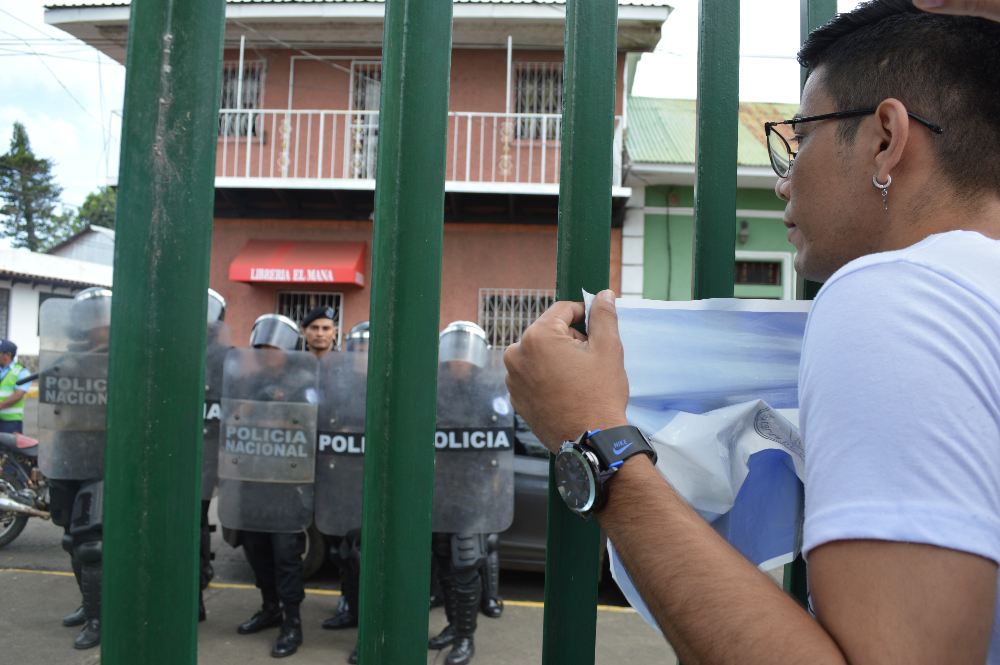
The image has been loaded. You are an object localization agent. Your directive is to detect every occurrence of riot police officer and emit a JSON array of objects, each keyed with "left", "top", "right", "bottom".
[
  {"left": 40, "top": 287, "right": 112, "bottom": 650},
  {"left": 224, "top": 314, "right": 318, "bottom": 658},
  {"left": 428, "top": 321, "right": 514, "bottom": 665},
  {"left": 316, "top": 320, "right": 369, "bottom": 665},
  {"left": 301, "top": 305, "right": 338, "bottom": 360},
  {"left": 199, "top": 288, "right": 230, "bottom": 621}
]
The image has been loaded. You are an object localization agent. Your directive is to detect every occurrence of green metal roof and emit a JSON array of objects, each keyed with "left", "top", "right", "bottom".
[{"left": 625, "top": 97, "right": 800, "bottom": 167}]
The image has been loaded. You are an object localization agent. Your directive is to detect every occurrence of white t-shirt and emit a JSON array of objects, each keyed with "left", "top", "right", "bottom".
[{"left": 800, "top": 230, "right": 1000, "bottom": 662}]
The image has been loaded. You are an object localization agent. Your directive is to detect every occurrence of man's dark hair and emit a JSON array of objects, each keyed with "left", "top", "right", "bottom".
[{"left": 798, "top": 0, "right": 1000, "bottom": 197}]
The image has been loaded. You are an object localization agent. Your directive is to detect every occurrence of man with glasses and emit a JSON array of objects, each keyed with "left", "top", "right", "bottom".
[{"left": 505, "top": 1, "right": 1000, "bottom": 663}]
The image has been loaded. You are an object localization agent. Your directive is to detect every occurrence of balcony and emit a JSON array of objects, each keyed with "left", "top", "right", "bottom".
[{"left": 209, "top": 109, "right": 627, "bottom": 197}]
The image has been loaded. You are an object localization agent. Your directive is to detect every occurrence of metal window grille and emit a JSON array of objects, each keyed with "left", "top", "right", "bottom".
[
  {"left": 219, "top": 60, "right": 265, "bottom": 137},
  {"left": 276, "top": 291, "right": 344, "bottom": 350},
  {"left": 478, "top": 288, "right": 557, "bottom": 349},
  {"left": 735, "top": 261, "right": 782, "bottom": 285},
  {"left": 349, "top": 62, "right": 381, "bottom": 179},
  {"left": 513, "top": 63, "right": 563, "bottom": 140}
]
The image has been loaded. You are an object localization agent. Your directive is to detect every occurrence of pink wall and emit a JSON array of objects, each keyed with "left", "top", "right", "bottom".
[{"left": 210, "top": 218, "right": 621, "bottom": 348}]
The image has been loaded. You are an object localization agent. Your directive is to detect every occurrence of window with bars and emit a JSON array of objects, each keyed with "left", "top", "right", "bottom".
[
  {"left": 350, "top": 62, "right": 381, "bottom": 179},
  {"left": 276, "top": 291, "right": 343, "bottom": 350},
  {"left": 219, "top": 60, "right": 265, "bottom": 137},
  {"left": 735, "top": 261, "right": 782, "bottom": 285},
  {"left": 513, "top": 63, "right": 563, "bottom": 140},
  {"left": 478, "top": 288, "right": 557, "bottom": 349}
]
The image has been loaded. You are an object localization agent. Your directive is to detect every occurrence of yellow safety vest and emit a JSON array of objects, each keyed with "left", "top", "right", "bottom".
[{"left": 0, "top": 363, "right": 26, "bottom": 421}]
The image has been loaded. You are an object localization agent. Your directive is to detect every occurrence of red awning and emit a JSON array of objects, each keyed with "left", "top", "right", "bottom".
[{"left": 229, "top": 240, "right": 366, "bottom": 286}]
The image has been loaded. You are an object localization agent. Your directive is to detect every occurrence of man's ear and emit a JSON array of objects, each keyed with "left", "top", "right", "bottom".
[{"left": 872, "top": 98, "right": 910, "bottom": 184}]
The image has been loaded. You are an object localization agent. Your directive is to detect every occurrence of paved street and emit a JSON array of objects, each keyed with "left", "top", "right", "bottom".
[{"left": 3, "top": 398, "right": 675, "bottom": 664}]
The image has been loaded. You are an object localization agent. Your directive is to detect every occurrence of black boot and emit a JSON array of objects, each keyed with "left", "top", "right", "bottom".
[
  {"left": 444, "top": 576, "right": 480, "bottom": 665},
  {"left": 199, "top": 594, "right": 207, "bottom": 622},
  {"left": 347, "top": 645, "right": 358, "bottom": 664},
  {"left": 63, "top": 605, "right": 86, "bottom": 628},
  {"left": 428, "top": 624, "right": 457, "bottom": 650},
  {"left": 272, "top": 604, "right": 303, "bottom": 658},
  {"left": 479, "top": 547, "right": 503, "bottom": 619},
  {"left": 74, "top": 563, "right": 101, "bottom": 649},
  {"left": 322, "top": 596, "right": 357, "bottom": 629},
  {"left": 238, "top": 599, "right": 283, "bottom": 634},
  {"left": 447, "top": 637, "right": 475, "bottom": 665}
]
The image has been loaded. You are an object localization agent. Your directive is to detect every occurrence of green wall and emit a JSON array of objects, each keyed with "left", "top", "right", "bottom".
[{"left": 642, "top": 185, "right": 796, "bottom": 300}]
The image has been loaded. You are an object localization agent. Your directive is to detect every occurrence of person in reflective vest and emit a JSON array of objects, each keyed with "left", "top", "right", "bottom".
[{"left": 0, "top": 339, "right": 31, "bottom": 433}]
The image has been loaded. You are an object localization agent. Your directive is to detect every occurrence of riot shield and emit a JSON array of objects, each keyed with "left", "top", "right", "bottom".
[
  {"left": 37, "top": 298, "right": 109, "bottom": 480},
  {"left": 202, "top": 321, "right": 231, "bottom": 500},
  {"left": 217, "top": 348, "right": 319, "bottom": 533},
  {"left": 314, "top": 351, "right": 368, "bottom": 536},
  {"left": 433, "top": 350, "right": 515, "bottom": 533}
]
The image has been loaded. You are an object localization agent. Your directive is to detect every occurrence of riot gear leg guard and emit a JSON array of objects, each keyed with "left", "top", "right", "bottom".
[
  {"left": 73, "top": 535, "right": 101, "bottom": 650},
  {"left": 199, "top": 500, "right": 215, "bottom": 622},
  {"left": 323, "top": 529, "right": 360, "bottom": 630},
  {"left": 430, "top": 533, "right": 483, "bottom": 663},
  {"left": 480, "top": 534, "right": 502, "bottom": 618},
  {"left": 61, "top": 532, "right": 86, "bottom": 627}
]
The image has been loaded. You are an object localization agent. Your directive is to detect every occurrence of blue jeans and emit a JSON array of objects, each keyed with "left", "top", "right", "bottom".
[{"left": 0, "top": 420, "right": 23, "bottom": 434}]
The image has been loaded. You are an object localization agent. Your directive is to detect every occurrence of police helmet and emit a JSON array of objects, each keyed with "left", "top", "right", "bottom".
[
  {"left": 439, "top": 321, "right": 488, "bottom": 368},
  {"left": 207, "top": 288, "right": 226, "bottom": 323},
  {"left": 344, "top": 321, "right": 370, "bottom": 353},
  {"left": 71, "top": 287, "right": 113, "bottom": 340},
  {"left": 249, "top": 314, "right": 301, "bottom": 351}
]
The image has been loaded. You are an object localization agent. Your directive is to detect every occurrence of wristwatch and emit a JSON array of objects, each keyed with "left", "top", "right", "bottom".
[{"left": 554, "top": 425, "right": 656, "bottom": 519}]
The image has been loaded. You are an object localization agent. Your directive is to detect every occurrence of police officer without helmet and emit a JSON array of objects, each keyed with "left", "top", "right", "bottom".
[
  {"left": 0, "top": 340, "right": 32, "bottom": 434},
  {"left": 319, "top": 320, "right": 369, "bottom": 665},
  {"left": 301, "top": 306, "right": 338, "bottom": 360},
  {"left": 234, "top": 314, "right": 312, "bottom": 658}
]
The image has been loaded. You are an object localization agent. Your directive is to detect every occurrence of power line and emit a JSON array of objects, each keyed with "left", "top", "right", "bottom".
[
  {"left": 0, "top": 29, "right": 103, "bottom": 129},
  {"left": 229, "top": 20, "right": 354, "bottom": 76}
]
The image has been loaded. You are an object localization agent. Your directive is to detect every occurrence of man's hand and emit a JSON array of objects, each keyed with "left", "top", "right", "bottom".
[
  {"left": 914, "top": 0, "right": 1000, "bottom": 21},
  {"left": 503, "top": 289, "right": 629, "bottom": 452}
]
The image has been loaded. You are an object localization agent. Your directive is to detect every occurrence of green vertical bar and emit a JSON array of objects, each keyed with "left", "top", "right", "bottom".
[
  {"left": 357, "top": 0, "right": 452, "bottom": 663},
  {"left": 692, "top": 0, "right": 739, "bottom": 300},
  {"left": 101, "top": 0, "right": 226, "bottom": 663},
  {"left": 784, "top": 0, "right": 837, "bottom": 597},
  {"left": 799, "top": 0, "right": 836, "bottom": 300},
  {"left": 542, "top": 1, "right": 617, "bottom": 663}
]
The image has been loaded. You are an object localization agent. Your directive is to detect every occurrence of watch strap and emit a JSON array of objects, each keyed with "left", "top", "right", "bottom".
[{"left": 586, "top": 426, "right": 656, "bottom": 469}]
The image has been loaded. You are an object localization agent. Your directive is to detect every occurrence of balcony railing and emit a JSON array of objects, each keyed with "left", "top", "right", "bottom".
[{"left": 213, "top": 109, "right": 624, "bottom": 190}]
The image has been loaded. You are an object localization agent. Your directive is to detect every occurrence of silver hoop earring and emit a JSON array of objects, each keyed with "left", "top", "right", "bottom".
[{"left": 872, "top": 173, "right": 891, "bottom": 212}]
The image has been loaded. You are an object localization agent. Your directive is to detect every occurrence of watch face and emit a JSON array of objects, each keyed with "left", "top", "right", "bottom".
[{"left": 554, "top": 446, "right": 596, "bottom": 514}]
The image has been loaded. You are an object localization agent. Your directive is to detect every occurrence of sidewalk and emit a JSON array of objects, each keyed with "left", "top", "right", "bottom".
[{"left": 1, "top": 565, "right": 672, "bottom": 665}]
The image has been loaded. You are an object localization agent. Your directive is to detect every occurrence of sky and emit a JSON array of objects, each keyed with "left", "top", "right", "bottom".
[{"left": 0, "top": 0, "right": 863, "bottom": 248}]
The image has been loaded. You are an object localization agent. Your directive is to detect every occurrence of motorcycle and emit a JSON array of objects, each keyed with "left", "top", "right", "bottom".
[{"left": 0, "top": 432, "right": 51, "bottom": 548}]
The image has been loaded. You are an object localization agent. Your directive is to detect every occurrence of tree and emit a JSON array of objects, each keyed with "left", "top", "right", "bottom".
[
  {"left": 0, "top": 122, "right": 74, "bottom": 252},
  {"left": 77, "top": 186, "right": 116, "bottom": 230}
]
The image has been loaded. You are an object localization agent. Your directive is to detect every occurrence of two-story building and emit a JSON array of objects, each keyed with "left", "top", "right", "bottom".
[{"left": 47, "top": 0, "right": 672, "bottom": 348}]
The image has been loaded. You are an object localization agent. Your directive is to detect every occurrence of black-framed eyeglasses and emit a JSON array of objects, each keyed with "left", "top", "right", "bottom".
[{"left": 764, "top": 109, "right": 944, "bottom": 179}]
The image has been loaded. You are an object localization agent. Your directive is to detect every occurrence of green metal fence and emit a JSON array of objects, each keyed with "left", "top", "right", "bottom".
[{"left": 100, "top": 0, "right": 830, "bottom": 661}]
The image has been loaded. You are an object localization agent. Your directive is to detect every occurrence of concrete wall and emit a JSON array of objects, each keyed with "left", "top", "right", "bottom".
[
  {"left": 48, "top": 228, "right": 115, "bottom": 266},
  {"left": 211, "top": 218, "right": 621, "bottom": 348}
]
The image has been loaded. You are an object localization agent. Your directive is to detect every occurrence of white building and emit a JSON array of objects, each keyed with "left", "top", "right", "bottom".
[{"left": 0, "top": 235, "right": 114, "bottom": 369}]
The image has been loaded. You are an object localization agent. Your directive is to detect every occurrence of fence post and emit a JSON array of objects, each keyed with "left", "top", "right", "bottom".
[
  {"left": 357, "top": 0, "right": 453, "bottom": 662},
  {"left": 799, "top": 0, "right": 837, "bottom": 299},
  {"left": 100, "top": 0, "right": 226, "bottom": 662},
  {"left": 541, "top": 1, "right": 618, "bottom": 663},
  {"left": 692, "top": 0, "right": 740, "bottom": 301},
  {"left": 785, "top": 0, "right": 838, "bottom": 597}
]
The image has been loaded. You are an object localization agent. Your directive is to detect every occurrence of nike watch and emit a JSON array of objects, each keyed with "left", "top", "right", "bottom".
[{"left": 553, "top": 425, "right": 656, "bottom": 519}]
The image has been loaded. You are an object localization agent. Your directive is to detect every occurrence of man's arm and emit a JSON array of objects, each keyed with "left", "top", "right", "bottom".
[
  {"left": 913, "top": 0, "right": 1000, "bottom": 21},
  {"left": 0, "top": 388, "right": 26, "bottom": 410},
  {"left": 504, "top": 291, "right": 995, "bottom": 665}
]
